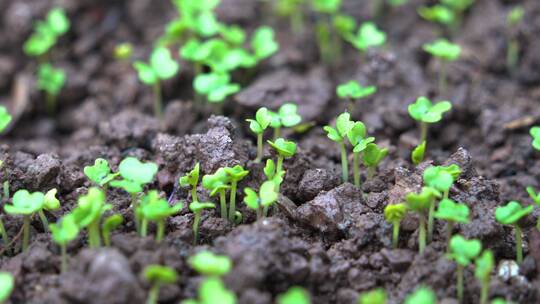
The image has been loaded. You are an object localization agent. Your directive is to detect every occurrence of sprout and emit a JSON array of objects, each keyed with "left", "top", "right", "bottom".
[
  {"left": 495, "top": 201, "right": 533, "bottom": 264},
  {"left": 277, "top": 286, "right": 311, "bottom": 304},
  {"left": 448, "top": 235, "right": 482, "bottom": 303},
  {"left": 83, "top": 158, "right": 119, "bottom": 188},
  {"left": 23, "top": 7, "right": 70, "bottom": 57},
  {"left": 423, "top": 39, "right": 461, "bottom": 93},
  {"left": 346, "top": 22, "right": 386, "bottom": 54},
  {"left": 50, "top": 214, "right": 79, "bottom": 273},
  {"left": 363, "top": 143, "right": 388, "bottom": 180},
  {"left": 358, "top": 288, "right": 387, "bottom": 304},
  {"left": 190, "top": 201, "right": 215, "bottom": 244},
  {"left": 202, "top": 168, "right": 231, "bottom": 219},
  {"left": 506, "top": 6, "right": 524, "bottom": 71},
  {"left": 0, "top": 106, "right": 12, "bottom": 133},
  {"left": 133, "top": 47, "right": 180, "bottom": 117},
  {"left": 188, "top": 251, "right": 232, "bottom": 277},
  {"left": 275, "top": 0, "right": 307, "bottom": 34},
  {"left": 72, "top": 188, "right": 112, "bottom": 248},
  {"left": 434, "top": 198, "right": 469, "bottom": 249},
  {"left": 251, "top": 26, "right": 279, "bottom": 60},
  {"left": 312, "top": 0, "right": 341, "bottom": 13},
  {"left": 384, "top": 203, "right": 407, "bottom": 249},
  {"left": 0, "top": 272, "right": 14, "bottom": 303},
  {"left": 530, "top": 126, "right": 540, "bottom": 150},
  {"left": 267, "top": 138, "right": 297, "bottom": 192},
  {"left": 102, "top": 214, "right": 123, "bottom": 247},
  {"left": 244, "top": 181, "right": 278, "bottom": 219},
  {"left": 408, "top": 96, "right": 452, "bottom": 144},
  {"left": 312, "top": 0, "right": 343, "bottom": 64},
  {"left": 223, "top": 165, "right": 249, "bottom": 223},
  {"left": 4, "top": 190, "right": 46, "bottom": 252},
  {"left": 143, "top": 265, "right": 178, "bottom": 304},
  {"left": 180, "top": 163, "right": 201, "bottom": 202},
  {"left": 348, "top": 121, "right": 375, "bottom": 187},
  {"left": 182, "top": 278, "right": 236, "bottom": 304},
  {"left": 324, "top": 112, "right": 353, "bottom": 183},
  {"left": 418, "top": 5, "right": 455, "bottom": 27},
  {"left": 268, "top": 103, "right": 302, "bottom": 139},
  {"left": 404, "top": 287, "right": 437, "bottom": 304},
  {"left": 37, "top": 63, "right": 66, "bottom": 114},
  {"left": 411, "top": 141, "right": 426, "bottom": 165},
  {"left": 246, "top": 107, "right": 273, "bottom": 162},
  {"left": 475, "top": 250, "right": 494, "bottom": 304},
  {"left": 219, "top": 25, "right": 246, "bottom": 46},
  {"left": 140, "top": 191, "right": 183, "bottom": 242},
  {"left": 194, "top": 72, "right": 241, "bottom": 103},
  {"left": 114, "top": 42, "right": 134, "bottom": 61},
  {"left": 336, "top": 80, "right": 377, "bottom": 113},
  {"left": 406, "top": 187, "right": 441, "bottom": 253}
]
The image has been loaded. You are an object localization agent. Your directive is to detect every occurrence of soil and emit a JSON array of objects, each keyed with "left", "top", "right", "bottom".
[{"left": 1, "top": 0, "right": 540, "bottom": 303}]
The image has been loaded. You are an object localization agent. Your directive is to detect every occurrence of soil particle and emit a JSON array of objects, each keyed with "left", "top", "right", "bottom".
[
  {"left": 297, "top": 168, "right": 340, "bottom": 203},
  {"left": 98, "top": 110, "right": 161, "bottom": 150},
  {"left": 380, "top": 248, "right": 415, "bottom": 272},
  {"left": 25, "top": 153, "right": 62, "bottom": 191},
  {"left": 238, "top": 288, "right": 272, "bottom": 304},
  {"left": 163, "top": 100, "right": 196, "bottom": 135}
]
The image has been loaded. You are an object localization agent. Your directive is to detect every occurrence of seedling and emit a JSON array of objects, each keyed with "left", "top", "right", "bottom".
[
  {"left": 264, "top": 159, "right": 285, "bottom": 188},
  {"left": 140, "top": 191, "right": 183, "bottom": 242},
  {"left": 363, "top": 143, "right": 388, "bottom": 180},
  {"left": 530, "top": 126, "right": 540, "bottom": 151},
  {"left": 405, "top": 187, "right": 441, "bottom": 253},
  {"left": 246, "top": 107, "right": 273, "bottom": 162},
  {"left": 133, "top": 47, "right": 179, "bottom": 117},
  {"left": 336, "top": 81, "right": 377, "bottom": 114},
  {"left": 188, "top": 251, "right": 232, "bottom": 277},
  {"left": 4, "top": 190, "right": 46, "bottom": 252},
  {"left": 358, "top": 288, "right": 387, "bottom": 304},
  {"left": 408, "top": 96, "right": 452, "bottom": 144},
  {"left": 190, "top": 201, "right": 215, "bottom": 244},
  {"left": 404, "top": 287, "right": 436, "bottom": 304},
  {"left": 412, "top": 141, "right": 426, "bottom": 165},
  {"left": 194, "top": 72, "right": 240, "bottom": 103},
  {"left": 448, "top": 235, "right": 482, "bottom": 303},
  {"left": 275, "top": 0, "right": 307, "bottom": 34},
  {"left": 384, "top": 203, "right": 407, "bottom": 249},
  {"left": 72, "top": 188, "right": 112, "bottom": 248},
  {"left": 312, "top": 0, "right": 342, "bottom": 63},
  {"left": 506, "top": 6, "right": 524, "bottom": 71},
  {"left": 434, "top": 199, "right": 469, "bottom": 249},
  {"left": 202, "top": 168, "right": 231, "bottom": 219},
  {"left": 42, "top": 188, "right": 61, "bottom": 230},
  {"left": 180, "top": 163, "right": 201, "bottom": 202},
  {"left": 267, "top": 138, "right": 297, "bottom": 192},
  {"left": 114, "top": 42, "right": 133, "bottom": 61},
  {"left": 0, "top": 106, "right": 12, "bottom": 133},
  {"left": 224, "top": 165, "right": 249, "bottom": 222},
  {"left": 37, "top": 63, "right": 66, "bottom": 114},
  {"left": 102, "top": 214, "right": 123, "bottom": 247},
  {"left": 244, "top": 181, "right": 278, "bottom": 219},
  {"left": 143, "top": 265, "right": 178, "bottom": 304},
  {"left": 277, "top": 286, "right": 311, "bottom": 304},
  {"left": 268, "top": 103, "right": 302, "bottom": 139},
  {"left": 251, "top": 26, "right": 280, "bottom": 61},
  {"left": 348, "top": 121, "right": 375, "bottom": 187},
  {"left": 0, "top": 272, "right": 14, "bottom": 303},
  {"left": 23, "top": 7, "right": 70, "bottom": 57},
  {"left": 423, "top": 39, "right": 461, "bottom": 93},
  {"left": 49, "top": 214, "right": 79, "bottom": 273},
  {"left": 418, "top": 5, "right": 455, "bottom": 28},
  {"left": 495, "top": 201, "right": 533, "bottom": 264},
  {"left": 83, "top": 158, "right": 119, "bottom": 188},
  {"left": 526, "top": 186, "right": 540, "bottom": 230},
  {"left": 346, "top": 22, "right": 386, "bottom": 54},
  {"left": 182, "top": 277, "right": 236, "bottom": 304},
  {"left": 324, "top": 112, "right": 353, "bottom": 183},
  {"left": 475, "top": 250, "right": 494, "bottom": 304}
]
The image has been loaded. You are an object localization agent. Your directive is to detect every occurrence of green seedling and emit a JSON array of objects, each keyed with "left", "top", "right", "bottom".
[
  {"left": 23, "top": 7, "right": 70, "bottom": 57},
  {"left": 348, "top": 121, "right": 375, "bottom": 187},
  {"left": 72, "top": 188, "right": 112, "bottom": 248},
  {"left": 530, "top": 126, "right": 540, "bottom": 151},
  {"left": 4, "top": 190, "right": 46, "bottom": 252},
  {"left": 244, "top": 181, "right": 278, "bottom": 219},
  {"left": 180, "top": 163, "right": 201, "bottom": 202},
  {"left": 434, "top": 199, "right": 469, "bottom": 249},
  {"left": 475, "top": 250, "right": 494, "bottom": 304},
  {"left": 448, "top": 235, "right": 482, "bottom": 303},
  {"left": 404, "top": 287, "right": 437, "bottom": 304},
  {"left": 312, "top": 0, "right": 343, "bottom": 64},
  {"left": 219, "top": 24, "right": 246, "bottom": 46},
  {"left": 163, "top": 0, "right": 221, "bottom": 46},
  {"left": 251, "top": 26, "right": 280, "bottom": 61},
  {"left": 143, "top": 265, "right": 178, "bottom": 304},
  {"left": 384, "top": 203, "right": 407, "bottom": 249},
  {"left": 346, "top": 22, "right": 386, "bottom": 54},
  {"left": 506, "top": 6, "right": 524, "bottom": 71},
  {"left": 114, "top": 42, "right": 134, "bottom": 61},
  {"left": 194, "top": 72, "right": 240, "bottom": 103},
  {"left": 408, "top": 96, "right": 452, "bottom": 144},
  {"left": 0, "top": 272, "right": 14, "bottom": 303},
  {"left": 247, "top": 107, "right": 273, "bottom": 162},
  {"left": 526, "top": 186, "right": 540, "bottom": 230},
  {"left": 363, "top": 143, "right": 388, "bottom": 180},
  {"left": 267, "top": 138, "right": 297, "bottom": 192},
  {"left": 133, "top": 47, "right": 179, "bottom": 117},
  {"left": 358, "top": 288, "right": 386, "bottom": 304},
  {"left": 418, "top": 5, "right": 455, "bottom": 27},
  {"left": 277, "top": 286, "right": 311, "bottom": 304},
  {"left": 264, "top": 159, "right": 285, "bottom": 188},
  {"left": 324, "top": 112, "right": 353, "bottom": 183},
  {"left": 202, "top": 168, "right": 231, "bottom": 219},
  {"left": 224, "top": 165, "right": 249, "bottom": 222},
  {"left": 412, "top": 141, "right": 426, "bottom": 165},
  {"left": 102, "top": 214, "right": 123, "bottom": 247},
  {"left": 406, "top": 187, "right": 441, "bottom": 253},
  {"left": 37, "top": 63, "right": 66, "bottom": 114},
  {"left": 189, "top": 251, "right": 232, "bottom": 277},
  {"left": 50, "top": 214, "right": 79, "bottom": 273},
  {"left": 182, "top": 277, "right": 237, "bottom": 304},
  {"left": 140, "top": 191, "right": 183, "bottom": 242},
  {"left": 269, "top": 103, "right": 302, "bottom": 139},
  {"left": 42, "top": 188, "right": 61, "bottom": 229},
  {"left": 337, "top": 81, "right": 377, "bottom": 114},
  {"left": 83, "top": 158, "right": 119, "bottom": 188},
  {"left": 275, "top": 0, "right": 307, "bottom": 34},
  {"left": 495, "top": 201, "right": 533, "bottom": 264},
  {"left": 0, "top": 106, "right": 12, "bottom": 133},
  {"left": 190, "top": 201, "right": 215, "bottom": 244},
  {"left": 423, "top": 39, "right": 461, "bottom": 93}
]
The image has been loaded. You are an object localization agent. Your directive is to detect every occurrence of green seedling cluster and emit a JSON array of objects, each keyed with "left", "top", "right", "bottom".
[
  {"left": 268, "top": 103, "right": 302, "bottom": 139},
  {"left": 50, "top": 214, "right": 79, "bottom": 273},
  {"left": 143, "top": 264, "right": 178, "bottom": 304},
  {"left": 448, "top": 235, "right": 481, "bottom": 303},
  {"left": 247, "top": 107, "right": 273, "bottom": 162},
  {"left": 423, "top": 39, "right": 461, "bottom": 93},
  {"left": 244, "top": 181, "right": 278, "bottom": 219},
  {"left": 336, "top": 80, "right": 377, "bottom": 114},
  {"left": 495, "top": 201, "right": 533, "bottom": 264},
  {"left": 140, "top": 191, "right": 183, "bottom": 242},
  {"left": 434, "top": 198, "right": 469, "bottom": 249},
  {"left": 180, "top": 163, "right": 201, "bottom": 202},
  {"left": 506, "top": 6, "right": 524, "bottom": 72},
  {"left": 277, "top": 286, "right": 311, "bottom": 304},
  {"left": 405, "top": 187, "right": 441, "bottom": 253},
  {"left": 345, "top": 22, "right": 387, "bottom": 55},
  {"left": 418, "top": 0, "right": 475, "bottom": 33},
  {"left": 408, "top": 96, "right": 452, "bottom": 148},
  {"left": 384, "top": 203, "right": 407, "bottom": 249}
]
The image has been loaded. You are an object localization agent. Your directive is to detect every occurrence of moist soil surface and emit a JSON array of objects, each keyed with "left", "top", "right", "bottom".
[{"left": 2, "top": 0, "right": 540, "bottom": 303}]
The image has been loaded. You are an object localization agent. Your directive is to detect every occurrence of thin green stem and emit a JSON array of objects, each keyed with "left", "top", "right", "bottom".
[
  {"left": 0, "top": 217, "right": 8, "bottom": 245},
  {"left": 193, "top": 213, "right": 201, "bottom": 245},
  {"left": 368, "top": 167, "right": 375, "bottom": 180},
  {"left": 103, "top": 229, "right": 111, "bottom": 247},
  {"left": 515, "top": 225, "right": 523, "bottom": 264},
  {"left": 446, "top": 221, "right": 454, "bottom": 253},
  {"left": 46, "top": 92, "right": 57, "bottom": 116},
  {"left": 88, "top": 220, "right": 101, "bottom": 248},
  {"left": 153, "top": 81, "right": 163, "bottom": 119},
  {"left": 141, "top": 219, "right": 148, "bottom": 237},
  {"left": 255, "top": 133, "right": 264, "bottom": 163},
  {"left": 22, "top": 215, "right": 30, "bottom": 252},
  {"left": 147, "top": 284, "right": 160, "bottom": 304},
  {"left": 444, "top": 189, "right": 449, "bottom": 200},
  {"left": 439, "top": 60, "right": 448, "bottom": 94},
  {"left": 420, "top": 122, "right": 428, "bottom": 144},
  {"left": 61, "top": 243, "right": 67, "bottom": 273},
  {"left": 156, "top": 220, "right": 165, "bottom": 243},
  {"left": 273, "top": 127, "right": 281, "bottom": 140},
  {"left": 38, "top": 210, "right": 49, "bottom": 232},
  {"left": 191, "top": 186, "right": 198, "bottom": 203},
  {"left": 392, "top": 220, "right": 400, "bottom": 249},
  {"left": 480, "top": 279, "right": 489, "bottom": 304},
  {"left": 507, "top": 39, "right": 519, "bottom": 73},
  {"left": 3, "top": 181, "right": 9, "bottom": 203},
  {"left": 427, "top": 199, "right": 435, "bottom": 243},
  {"left": 339, "top": 141, "right": 348, "bottom": 183},
  {"left": 131, "top": 194, "right": 140, "bottom": 235},
  {"left": 419, "top": 215, "right": 426, "bottom": 254},
  {"left": 219, "top": 190, "right": 227, "bottom": 219},
  {"left": 228, "top": 181, "right": 238, "bottom": 222},
  {"left": 457, "top": 264, "right": 464, "bottom": 303},
  {"left": 353, "top": 152, "right": 360, "bottom": 187}
]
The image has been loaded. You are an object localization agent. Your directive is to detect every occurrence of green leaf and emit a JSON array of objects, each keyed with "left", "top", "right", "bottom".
[
  {"left": 418, "top": 5, "right": 455, "bottom": 25},
  {"left": 323, "top": 126, "right": 341, "bottom": 142},
  {"left": 335, "top": 112, "right": 353, "bottom": 137},
  {"left": 449, "top": 235, "right": 482, "bottom": 266},
  {"left": 423, "top": 166, "right": 454, "bottom": 192},
  {"left": 259, "top": 181, "right": 278, "bottom": 207},
  {"left": 358, "top": 288, "right": 387, "bottom": 304},
  {"left": 408, "top": 96, "right": 452, "bottom": 123},
  {"left": 411, "top": 141, "right": 426, "bottom": 165},
  {"left": 264, "top": 159, "right": 276, "bottom": 180},
  {"left": 278, "top": 103, "right": 302, "bottom": 128},
  {"left": 72, "top": 188, "right": 111, "bottom": 227},
  {"left": 194, "top": 73, "right": 240, "bottom": 103},
  {"left": 202, "top": 168, "right": 230, "bottom": 196},
  {"left": 189, "top": 201, "right": 214, "bottom": 213},
  {"left": 423, "top": 39, "right": 461, "bottom": 61},
  {"left": 141, "top": 191, "right": 183, "bottom": 221},
  {"left": 118, "top": 157, "right": 158, "bottom": 185},
  {"left": 47, "top": 7, "right": 70, "bottom": 35},
  {"left": 180, "top": 163, "right": 200, "bottom": 188},
  {"left": 194, "top": 11, "right": 220, "bottom": 37},
  {"left": 333, "top": 14, "right": 357, "bottom": 37},
  {"left": 405, "top": 187, "right": 440, "bottom": 212},
  {"left": 0, "top": 272, "right": 14, "bottom": 302},
  {"left": 495, "top": 201, "right": 534, "bottom": 225},
  {"left": 143, "top": 265, "right": 178, "bottom": 284},
  {"left": 84, "top": 158, "right": 113, "bottom": 186},
  {"left": 348, "top": 22, "right": 386, "bottom": 52},
  {"left": 110, "top": 179, "right": 142, "bottom": 194},
  {"left": 4, "top": 190, "right": 45, "bottom": 215},
  {"left": 43, "top": 188, "right": 60, "bottom": 211},
  {"left": 102, "top": 214, "right": 123, "bottom": 235},
  {"left": 150, "top": 47, "right": 180, "bottom": 80},
  {"left": 346, "top": 121, "right": 367, "bottom": 146},
  {"left": 526, "top": 186, "right": 540, "bottom": 207},
  {"left": 434, "top": 199, "right": 469, "bottom": 223},
  {"left": 277, "top": 286, "right": 310, "bottom": 304},
  {"left": 267, "top": 138, "right": 297, "bottom": 158},
  {"left": 475, "top": 250, "right": 494, "bottom": 282},
  {"left": 37, "top": 63, "right": 66, "bottom": 95},
  {"left": 0, "top": 106, "right": 12, "bottom": 133},
  {"left": 384, "top": 203, "right": 408, "bottom": 223},
  {"left": 223, "top": 165, "right": 249, "bottom": 181},
  {"left": 441, "top": 164, "right": 462, "bottom": 180},
  {"left": 188, "top": 251, "right": 232, "bottom": 276},
  {"left": 252, "top": 26, "right": 279, "bottom": 60},
  {"left": 50, "top": 214, "right": 79, "bottom": 245},
  {"left": 243, "top": 188, "right": 259, "bottom": 210},
  {"left": 530, "top": 126, "right": 540, "bottom": 151},
  {"left": 220, "top": 25, "right": 246, "bottom": 45},
  {"left": 404, "top": 287, "right": 436, "bottom": 304},
  {"left": 133, "top": 61, "right": 158, "bottom": 85},
  {"left": 312, "top": 0, "right": 342, "bottom": 13},
  {"left": 337, "top": 80, "right": 377, "bottom": 100},
  {"left": 352, "top": 137, "right": 375, "bottom": 153},
  {"left": 199, "top": 278, "right": 236, "bottom": 304},
  {"left": 507, "top": 6, "right": 525, "bottom": 26},
  {"left": 362, "top": 143, "right": 388, "bottom": 168}
]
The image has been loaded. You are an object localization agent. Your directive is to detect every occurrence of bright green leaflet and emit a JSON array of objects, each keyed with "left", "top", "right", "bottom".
[
  {"left": 418, "top": 5, "right": 455, "bottom": 25},
  {"left": 144, "top": 265, "right": 178, "bottom": 304},
  {"left": 196, "top": 278, "right": 237, "bottom": 304},
  {"left": 423, "top": 39, "right": 461, "bottom": 61},
  {"left": 202, "top": 168, "right": 230, "bottom": 219},
  {"left": 4, "top": 190, "right": 45, "bottom": 252},
  {"left": 251, "top": 26, "right": 279, "bottom": 60},
  {"left": 0, "top": 272, "right": 14, "bottom": 303},
  {"left": 72, "top": 187, "right": 111, "bottom": 248},
  {"left": 358, "top": 288, "right": 386, "bottom": 304},
  {"left": 347, "top": 22, "right": 386, "bottom": 52},
  {"left": 116, "top": 157, "right": 158, "bottom": 186},
  {"left": 363, "top": 143, "right": 388, "bottom": 179},
  {"left": 495, "top": 201, "right": 533, "bottom": 263},
  {"left": 475, "top": 250, "right": 494, "bottom": 304},
  {"left": 408, "top": 97, "right": 452, "bottom": 142},
  {"left": 102, "top": 214, "right": 123, "bottom": 247},
  {"left": 412, "top": 141, "right": 426, "bottom": 165},
  {"left": 189, "top": 251, "right": 232, "bottom": 277},
  {"left": 37, "top": 63, "right": 66, "bottom": 95},
  {"left": 384, "top": 203, "right": 407, "bottom": 249},
  {"left": 530, "top": 126, "right": 540, "bottom": 151},
  {"left": 404, "top": 287, "right": 436, "bottom": 304},
  {"left": 244, "top": 181, "right": 278, "bottom": 219},
  {"left": 194, "top": 73, "right": 240, "bottom": 103},
  {"left": 140, "top": 191, "right": 183, "bottom": 242},
  {"left": 189, "top": 201, "right": 215, "bottom": 244},
  {"left": 405, "top": 187, "right": 441, "bottom": 253},
  {"left": 180, "top": 163, "right": 200, "bottom": 202},
  {"left": 324, "top": 112, "right": 353, "bottom": 183},
  {"left": 277, "top": 286, "right": 310, "bottom": 304},
  {"left": 49, "top": 214, "right": 79, "bottom": 273},
  {"left": 84, "top": 158, "right": 118, "bottom": 187},
  {"left": 247, "top": 107, "right": 273, "bottom": 162},
  {"left": 0, "top": 106, "right": 12, "bottom": 133},
  {"left": 448, "top": 235, "right": 482, "bottom": 302}
]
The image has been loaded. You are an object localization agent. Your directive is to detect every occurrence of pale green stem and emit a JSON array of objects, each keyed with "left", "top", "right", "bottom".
[
  {"left": 61, "top": 243, "right": 67, "bottom": 273},
  {"left": 38, "top": 210, "right": 49, "bottom": 232},
  {"left": 368, "top": 167, "right": 376, "bottom": 180},
  {"left": 156, "top": 220, "right": 165, "bottom": 243},
  {"left": 193, "top": 212, "right": 201, "bottom": 245},
  {"left": 219, "top": 190, "right": 227, "bottom": 219},
  {"left": 427, "top": 199, "right": 435, "bottom": 243},
  {"left": 457, "top": 264, "right": 464, "bottom": 303},
  {"left": 131, "top": 194, "right": 141, "bottom": 235},
  {"left": 275, "top": 156, "right": 284, "bottom": 192},
  {"left": 22, "top": 215, "right": 30, "bottom": 252},
  {"left": 420, "top": 122, "right": 428, "bottom": 144},
  {"left": 153, "top": 81, "right": 163, "bottom": 119},
  {"left": 147, "top": 284, "right": 160, "bottom": 304},
  {"left": 0, "top": 217, "right": 8, "bottom": 245},
  {"left": 255, "top": 133, "right": 264, "bottom": 163},
  {"left": 439, "top": 60, "right": 448, "bottom": 94},
  {"left": 141, "top": 219, "right": 148, "bottom": 237},
  {"left": 103, "top": 229, "right": 111, "bottom": 247},
  {"left": 273, "top": 127, "right": 281, "bottom": 140},
  {"left": 88, "top": 220, "right": 101, "bottom": 248},
  {"left": 419, "top": 215, "right": 426, "bottom": 254},
  {"left": 339, "top": 141, "right": 348, "bottom": 183},
  {"left": 228, "top": 181, "right": 238, "bottom": 222},
  {"left": 191, "top": 186, "right": 198, "bottom": 203},
  {"left": 480, "top": 278, "right": 489, "bottom": 304},
  {"left": 507, "top": 39, "right": 519, "bottom": 72},
  {"left": 446, "top": 221, "right": 454, "bottom": 253},
  {"left": 3, "top": 181, "right": 9, "bottom": 202},
  {"left": 515, "top": 225, "right": 523, "bottom": 264},
  {"left": 444, "top": 189, "right": 449, "bottom": 199},
  {"left": 353, "top": 152, "right": 360, "bottom": 187},
  {"left": 392, "top": 220, "right": 400, "bottom": 249}
]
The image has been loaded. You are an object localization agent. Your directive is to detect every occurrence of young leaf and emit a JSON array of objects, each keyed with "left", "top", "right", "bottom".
[
  {"left": 117, "top": 157, "right": 158, "bottom": 185},
  {"left": 434, "top": 199, "right": 469, "bottom": 223},
  {"left": 4, "top": 190, "right": 45, "bottom": 215},
  {"left": 358, "top": 288, "right": 387, "bottom": 304},
  {"left": 384, "top": 203, "right": 408, "bottom": 223},
  {"left": 475, "top": 250, "right": 494, "bottom": 282},
  {"left": 362, "top": 143, "right": 388, "bottom": 168},
  {"left": 143, "top": 265, "right": 178, "bottom": 284},
  {"left": 336, "top": 81, "right": 377, "bottom": 100},
  {"left": 150, "top": 47, "right": 180, "bottom": 80},
  {"left": 277, "top": 286, "right": 310, "bottom": 304},
  {"left": 267, "top": 138, "right": 297, "bottom": 158},
  {"left": 37, "top": 63, "right": 66, "bottom": 95},
  {"left": 405, "top": 187, "right": 440, "bottom": 212},
  {"left": 251, "top": 26, "right": 279, "bottom": 60},
  {"left": 404, "top": 287, "right": 436, "bottom": 304},
  {"left": 530, "top": 126, "right": 540, "bottom": 151},
  {"left": 347, "top": 22, "right": 386, "bottom": 52},
  {"left": 423, "top": 39, "right": 461, "bottom": 61},
  {"left": 44, "top": 188, "right": 61, "bottom": 211},
  {"left": 495, "top": 201, "right": 533, "bottom": 225},
  {"left": 0, "top": 106, "right": 12, "bottom": 133},
  {"left": 278, "top": 103, "right": 302, "bottom": 128},
  {"left": 408, "top": 96, "right": 452, "bottom": 123},
  {"left": 448, "top": 235, "right": 482, "bottom": 266},
  {"left": 423, "top": 166, "right": 454, "bottom": 192},
  {"left": 50, "top": 214, "right": 79, "bottom": 246},
  {"left": 188, "top": 251, "right": 232, "bottom": 276},
  {"left": 411, "top": 141, "right": 426, "bottom": 165},
  {"left": 0, "top": 272, "right": 14, "bottom": 302}
]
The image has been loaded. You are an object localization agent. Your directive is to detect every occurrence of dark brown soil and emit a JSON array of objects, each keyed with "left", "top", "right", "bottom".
[{"left": 2, "top": 0, "right": 540, "bottom": 303}]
